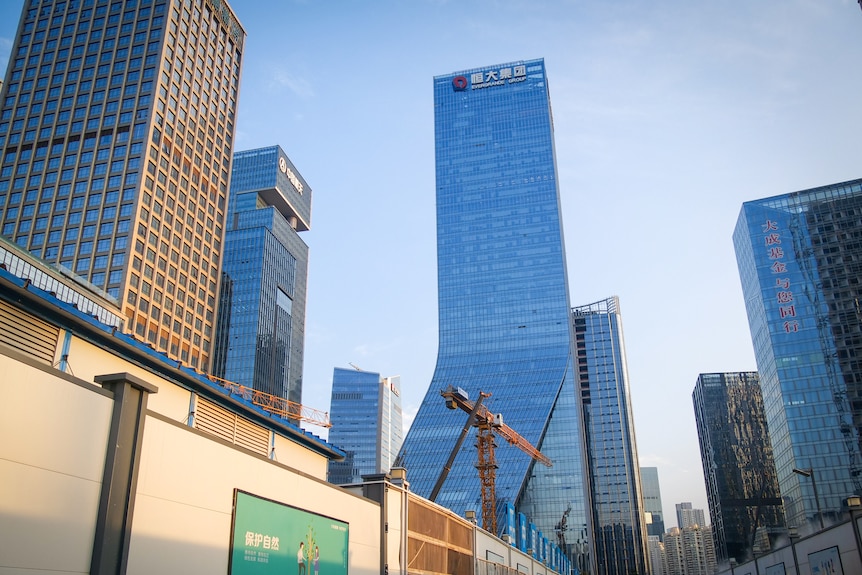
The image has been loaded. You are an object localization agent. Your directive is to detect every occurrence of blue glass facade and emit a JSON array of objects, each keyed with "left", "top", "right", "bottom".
[
  {"left": 398, "top": 59, "right": 591, "bottom": 573},
  {"left": 733, "top": 179, "right": 862, "bottom": 531},
  {"left": 640, "top": 467, "right": 665, "bottom": 541},
  {"left": 327, "top": 367, "right": 404, "bottom": 485},
  {"left": 0, "top": 0, "right": 245, "bottom": 370},
  {"left": 692, "top": 372, "right": 784, "bottom": 564},
  {"left": 213, "top": 146, "right": 310, "bottom": 401},
  {"left": 573, "top": 297, "right": 648, "bottom": 575}
]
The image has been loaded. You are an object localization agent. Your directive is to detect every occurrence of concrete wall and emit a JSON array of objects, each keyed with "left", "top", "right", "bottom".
[
  {"left": 0, "top": 330, "right": 380, "bottom": 575},
  {"left": 0, "top": 276, "right": 563, "bottom": 575},
  {"left": 0, "top": 351, "right": 113, "bottom": 574},
  {"left": 717, "top": 520, "right": 862, "bottom": 575},
  {"left": 474, "top": 528, "right": 552, "bottom": 575},
  {"left": 129, "top": 415, "right": 380, "bottom": 574}
]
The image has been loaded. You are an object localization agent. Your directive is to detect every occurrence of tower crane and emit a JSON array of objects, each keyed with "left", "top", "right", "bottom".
[
  {"left": 431, "top": 386, "right": 552, "bottom": 534},
  {"left": 205, "top": 374, "right": 332, "bottom": 428}
]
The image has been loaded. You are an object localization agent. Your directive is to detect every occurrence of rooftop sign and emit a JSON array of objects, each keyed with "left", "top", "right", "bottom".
[
  {"left": 452, "top": 64, "right": 528, "bottom": 91},
  {"left": 278, "top": 157, "right": 303, "bottom": 195}
]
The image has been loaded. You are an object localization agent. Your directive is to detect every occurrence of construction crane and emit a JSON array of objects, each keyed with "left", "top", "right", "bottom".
[
  {"left": 206, "top": 374, "right": 332, "bottom": 428},
  {"left": 432, "top": 386, "right": 552, "bottom": 534}
]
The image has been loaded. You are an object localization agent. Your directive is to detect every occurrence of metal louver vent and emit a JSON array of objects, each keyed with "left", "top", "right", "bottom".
[
  {"left": 194, "top": 396, "right": 270, "bottom": 457},
  {"left": 0, "top": 299, "right": 59, "bottom": 364}
]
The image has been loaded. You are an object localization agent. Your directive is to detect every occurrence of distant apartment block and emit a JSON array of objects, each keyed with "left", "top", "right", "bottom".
[{"left": 676, "top": 503, "right": 706, "bottom": 529}]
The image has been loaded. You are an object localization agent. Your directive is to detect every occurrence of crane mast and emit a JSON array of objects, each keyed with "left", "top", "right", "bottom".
[{"left": 435, "top": 386, "right": 552, "bottom": 534}]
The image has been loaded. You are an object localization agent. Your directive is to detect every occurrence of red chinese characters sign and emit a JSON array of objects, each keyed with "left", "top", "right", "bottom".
[{"left": 762, "top": 219, "right": 797, "bottom": 334}]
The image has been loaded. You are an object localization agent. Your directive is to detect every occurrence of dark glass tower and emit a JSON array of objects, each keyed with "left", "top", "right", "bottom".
[
  {"left": 692, "top": 372, "right": 785, "bottom": 564},
  {"left": 213, "top": 146, "right": 310, "bottom": 402},
  {"left": 327, "top": 367, "right": 403, "bottom": 485},
  {"left": 398, "top": 58, "right": 592, "bottom": 573},
  {"left": 0, "top": 0, "right": 245, "bottom": 371},
  {"left": 733, "top": 179, "right": 862, "bottom": 531},
  {"left": 573, "top": 297, "right": 649, "bottom": 575}
]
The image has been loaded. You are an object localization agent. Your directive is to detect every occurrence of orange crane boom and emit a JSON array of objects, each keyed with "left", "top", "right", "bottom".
[
  {"left": 437, "top": 386, "right": 551, "bottom": 534},
  {"left": 206, "top": 374, "right": 332, "bottom": 428}
]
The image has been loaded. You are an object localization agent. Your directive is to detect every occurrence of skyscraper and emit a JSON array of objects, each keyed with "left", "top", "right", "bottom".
[
  {"left": 641, "top": 467, "right": 666, "bottom": 540},
  {"left": 327, "top": 366, "right": 403, "bottom": 485},
  {"left": 692, "top": 372, "right": 785, "bottom": 564},
  {"left": 573, "top": 297, "right": 649, "bottom": 575},
  {"left": 733, "top": 179, "right": 862, "bottom": 530},
  {"left": 0, "top": 0, "right": 244, "bottom": 371},
  {"left": 398, "top": 58, "right": 592, "bottom": 572},
  {"left": 213, "top": 146, "right": 310, "bottom": 401}
]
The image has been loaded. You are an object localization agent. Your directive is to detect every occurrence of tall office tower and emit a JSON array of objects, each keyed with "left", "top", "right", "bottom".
[
  {"left": 675, "top": 503, "right": 706, "bottom": 529},
  {"left": 327, "top": 367, "right": 404, "bottom": 485},
  {"left": 573, "top": 297, "right": 649, "bottom": 575},
  {"left": 733, "top": 179, "right": 862, "bottom": 530},
  {"left": 398, "top": 59, "right": 592, "bottom": 572},
  {"left": 663, "top": 526, "right": 716, "bottom": 575},
  {"left": 692, "top": 372, "right": 785, "bottom": 564},
  {"left": 641, "top": 467, "right": 666, "bottom": 541},
  {"left": 0, "top": 0, "right": 244, "bottom": 371},
  {"left": 212, "top": 146, "right": 309, "bottom": 401}
]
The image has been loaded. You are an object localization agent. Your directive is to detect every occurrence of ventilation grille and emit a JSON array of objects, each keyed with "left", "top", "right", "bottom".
[
  {"left": 194, "top": 396, "right": 270, "bottom": 456},
  {"left": 0, "top": 298, "right": 59, "bottom": 364}
]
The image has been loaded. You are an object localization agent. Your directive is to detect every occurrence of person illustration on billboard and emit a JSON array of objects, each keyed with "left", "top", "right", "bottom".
[
  {"left": 297, "top": 542, "right": 306, "bottom": 575},
  {"left": 313, "top": 545, "right": 320, "bottom": 575}
]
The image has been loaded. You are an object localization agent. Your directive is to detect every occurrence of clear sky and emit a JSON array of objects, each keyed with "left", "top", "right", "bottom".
[{"left": 2, "top": 0, "right": 862, "bottom": 530}]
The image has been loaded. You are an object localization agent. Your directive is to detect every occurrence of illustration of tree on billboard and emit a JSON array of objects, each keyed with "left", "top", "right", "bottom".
[{"left": 229, "top": 490, "right": 349, "bottom": 575}]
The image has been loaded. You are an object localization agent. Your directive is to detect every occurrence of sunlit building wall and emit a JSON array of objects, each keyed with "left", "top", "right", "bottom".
[
  {"left": 0, "top": 0, "right": 245, "bottom": 371},
  {"left": 733, "top": 179, "right": 862, "bottom": 529}
]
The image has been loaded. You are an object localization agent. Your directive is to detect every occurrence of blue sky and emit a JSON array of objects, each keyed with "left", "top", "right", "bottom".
[{"left": 3, "top": 0, "right": 862, "bottom": 528}]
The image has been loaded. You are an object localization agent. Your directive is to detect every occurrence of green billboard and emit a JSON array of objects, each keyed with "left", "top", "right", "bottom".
[{"left": 229, "top": 490, "right": 349, "bottom": 575}]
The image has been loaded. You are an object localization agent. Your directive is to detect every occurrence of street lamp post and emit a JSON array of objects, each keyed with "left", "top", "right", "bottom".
[
  {"left": 793, "top": 467, "right": 824, "bottom": 530},
  {"left": 788, "top": 527, "right": 800, "bottom": 575}
]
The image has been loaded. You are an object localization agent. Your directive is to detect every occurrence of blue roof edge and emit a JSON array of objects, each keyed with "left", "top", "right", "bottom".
[{"left": 0, "top": 265, "right": 345, "bottom": 460}]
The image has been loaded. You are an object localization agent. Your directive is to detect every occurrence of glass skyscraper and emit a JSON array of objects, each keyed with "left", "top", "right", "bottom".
[
  {"left": 0, "top": 0, "right": 244, "bottom": 371},
  {"left": 640, "top": 467, "right": 665, "bottom": 541},
  {"left": 327, "top": 366, "right": 403, "bottom": 485},
  {"left": 692, "top": 372, "right": 784, "bottom": 564},
  {"left": 398, "top": 58, "right": 592, "bottom": 573},
  {"left": 573, "top": 297, "right": 649, "bottom": 575},
  {"left": 733, "top": 178, "right": 862, "bottom": 530},
  {"left": 213, "top": 145, "right": 310, "bottom": 401}
]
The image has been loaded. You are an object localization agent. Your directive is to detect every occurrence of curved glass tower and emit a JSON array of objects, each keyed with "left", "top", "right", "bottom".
[{"left": 398, "top": 59, "right": 591, "bottom": 573}]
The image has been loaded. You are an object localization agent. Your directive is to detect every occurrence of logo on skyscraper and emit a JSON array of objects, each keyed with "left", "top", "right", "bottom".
[{"left": 452, "top": 76, "right": 468, "bottom": 91}]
